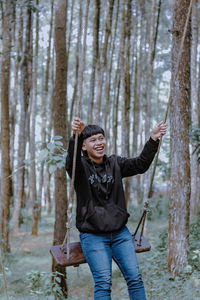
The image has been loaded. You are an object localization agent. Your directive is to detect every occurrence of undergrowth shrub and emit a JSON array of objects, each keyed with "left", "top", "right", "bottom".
[
  {"left": 140, "top": 211, "right": 200, "bottom": 300},
  {"left": 26, "top": 270, "right": 64, "bottom": 298}
]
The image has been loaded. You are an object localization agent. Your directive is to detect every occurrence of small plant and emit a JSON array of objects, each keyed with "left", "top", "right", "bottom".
[
  {"left": 39, "top": 136, "right": 67, "bottom": 174},
  {"left": 26, "top": 270, "right": 64, "bottom": 298}
]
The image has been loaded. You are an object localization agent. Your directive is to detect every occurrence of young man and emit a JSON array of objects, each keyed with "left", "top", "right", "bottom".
[{"left": 66, "top": 118, "right": 167, "bottom": 300}]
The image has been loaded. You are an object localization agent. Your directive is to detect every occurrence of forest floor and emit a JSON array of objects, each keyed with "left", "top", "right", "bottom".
[{"left": 0, "top": 201, "right": 200, "bottom": 300}]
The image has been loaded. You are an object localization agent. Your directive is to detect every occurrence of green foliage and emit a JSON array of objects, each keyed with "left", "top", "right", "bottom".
[
  {"left": 26, "top": 270, "right": 63, "bottom": 298},
  {"left": 1, "top": 211, "right": 200, "bottom": 299},
  {"left": 147, "top": 195, "right": 169, "bottom": 221},
  {"left": 39, "top": 136, "right": 67, "bottom": 174},
  {"left": 139, "top": 213, "right": 200, "bottom": 300},
  {"left": 20, "top": 0, "right": 41, "bottom": 13},
  {"left": 190, "top": 125, "right": 200, "bottom": 163},
  {"left": 189, "top": 213, "right": 200, "bottom": 272}
]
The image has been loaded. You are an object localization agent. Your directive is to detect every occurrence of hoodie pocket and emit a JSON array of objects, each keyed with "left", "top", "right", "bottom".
[{"left": 82, "top": 203, "right": 129, "bottom": 232}]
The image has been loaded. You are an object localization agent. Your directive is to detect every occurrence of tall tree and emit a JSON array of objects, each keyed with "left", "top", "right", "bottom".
[
  {"left": 111, "top": 0, "right": 120, "bottom": 154},
  {"left": 132, "top": 3, "right": 142, "bottom": 204},
  {"left": 10, "top": 2, "right": 20, "bottom": 174},
  {"left": 190, "top": 0, "right": 200, "bottom": 217},
  {"left": 167, "top": 0, "right": 191, "bottom": 276},
  {"left": 96, "top": 0, "right": 114, "bottom": 124},
  {"left": 0, "top": 0, "right": 13, "bottom": 252},
  {"left": 88, "top": 0, "right": 100, "bottom": 124},
  {"left": 112, "top": 52, "right": 121, "bottom": 154},
  {"left": 144, "top": 0, "right": 160, "bottom": 139},
  {"left": 120, "top": 0, "right": 132, "bottom": 204},
  {"left": 69, "top": 1, "right": 82, "bottom": 124},
  {"left": 12, "top": 5, "right": 33, "bottom": 229},
  {"left": 31, "top": 0, "right": 39, "bottom": 235},
  {"left": 52, "top": 0, "right": 68, "bottom": 296},
  {"left": 143, "top": 0, "right": 161, "bottom": 208},
  {"left": 38, "top": 0, "right": 54, "bottom": 216}
]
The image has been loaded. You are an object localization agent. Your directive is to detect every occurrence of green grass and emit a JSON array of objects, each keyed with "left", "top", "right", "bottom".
[{"left": 0, "top": 202, "right": 200, "bottom": 299}]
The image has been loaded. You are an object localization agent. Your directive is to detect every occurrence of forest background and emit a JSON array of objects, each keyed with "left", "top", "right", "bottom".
[{"left": 0, "top": 0, "right": 200, "bottom": 299}]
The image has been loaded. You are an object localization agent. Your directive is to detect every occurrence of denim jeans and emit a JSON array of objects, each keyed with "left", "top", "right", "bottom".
[{"left": 80, "top": 226, "right": 146, "bottom": 300}]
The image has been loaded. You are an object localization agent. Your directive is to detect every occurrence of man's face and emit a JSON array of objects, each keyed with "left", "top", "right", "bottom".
[{"left": 82, "top": 133, "right": 106, "bottom": 164}]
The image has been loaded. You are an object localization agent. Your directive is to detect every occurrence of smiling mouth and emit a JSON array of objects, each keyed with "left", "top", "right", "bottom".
[{"left": 95, "top": 147, "right": 104, "bottom": 152}]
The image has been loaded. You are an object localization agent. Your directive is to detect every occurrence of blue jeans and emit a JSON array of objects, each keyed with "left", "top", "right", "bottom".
[{"left": 80, "top": 226, "right": 146, "bottom": 300}]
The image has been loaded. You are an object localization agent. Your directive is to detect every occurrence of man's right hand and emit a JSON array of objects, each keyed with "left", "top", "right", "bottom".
[{"left": 72, "top": 117, "right": 85, "bottom": 135}]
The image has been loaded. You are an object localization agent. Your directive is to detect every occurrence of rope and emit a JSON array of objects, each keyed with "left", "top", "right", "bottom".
[
  {"left": 147, "top": 0, "right": 193, "bottom": 201},
  {"left": 61, "top": 0, "right": 193, "bottom": 256},
  {"left": 135, "top": 0, "right": 193, "bottom": 239},
  {"left": 61, "top": 0, "right": 90, "bottom": 259}
]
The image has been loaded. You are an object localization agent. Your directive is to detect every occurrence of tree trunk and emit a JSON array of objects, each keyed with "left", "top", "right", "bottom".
[
  {"left": 190, "top": 0, "right": 200, "bottom": 218},
  {"left": 198, "top": 59, "right": 200, "bottom": 123},
  {"left": 132, "top": 4, "right": 141, "bottom": 205},
  {"left": 120, "top": 0, "right": 127, "bottom": 156},
  {"left": 167, "top": 0, "right": 191, "bottom": 276},
  {"left": 96, "top": 0, "right": 114, "bottom": 124},
  {"left": 120, "top": 0, "right": 132, "bottom": 205},
  {"left": 104, "top": 0, "right": 120, "bottom": 152},
  {"left": 111, "top": 0, "right": 120, "bottom": 154},
  {"left": 77, "top": 0, "right": 90, "bottom": 116},
  {"left": 45, "top": 47, "right": 55, "bottom": 214},
  {"left": 38, "top": 0, "right": 54, "bottom": 217},
  {"left": 0, "top": 0, "right": 13, "bottom": 252},
  {"left": 143, "top": 0, "right": 161, "bottom": 208},
  {"left": 112, "top": 54, "right": 121, "bottom": 154},
  {"left": 10, "top": 2, "right": 20, "bottom": 175},
  {"left": 12, "top": 6, "right": 32, "bottom": 230},
  {"left": 70, "top": 1, "right": 82, "bottom": 124},
  {"left": 88, "top": 0, "right": 100, "bottom": 124},
  {"left": 144, "top": 0, "right": 156, "bottom": 140},
  {"left": 31, "top": 0, "right": 39, "bottom": 235},
  {"left": 52, "top": 0, "right": 68, "bottom": 296}
]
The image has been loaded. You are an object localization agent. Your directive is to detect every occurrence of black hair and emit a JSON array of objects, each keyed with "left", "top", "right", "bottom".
[{"left": 81, "top": 124, "right": 105, "bottom": 141}]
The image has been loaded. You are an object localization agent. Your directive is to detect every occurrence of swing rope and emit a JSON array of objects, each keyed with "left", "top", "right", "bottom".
[
  {"left": 61, "top": 0, "right": 90, "bottom": 259},
  {"left": 61, "top": 82, "right": 82, "bottom": 258},
  {"left": 61, "top": 0, "right": 193, "bottom": 258},
  {"left": 134, "top": 0, "right": 194, "bottom": 241},
  {"left": 147, "top": 0, "right": 193, "bottom": 200}
]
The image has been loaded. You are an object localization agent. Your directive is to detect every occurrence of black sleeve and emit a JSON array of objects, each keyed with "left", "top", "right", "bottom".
[
  {"left": 65, "top": 134, "right": 84, "bottom": 179},
  {"left": 117, "top": 137, "right": 159, "bottom": 178}
]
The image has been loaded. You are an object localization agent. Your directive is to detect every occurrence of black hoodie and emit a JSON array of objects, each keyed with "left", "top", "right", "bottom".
[{"left": 66, "top": 135, "right": 159, "bottom": 233}]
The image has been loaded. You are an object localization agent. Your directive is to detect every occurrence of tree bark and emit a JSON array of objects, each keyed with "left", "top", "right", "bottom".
[
  {"left": 132, "top": 4, "right": 141, "bottom": 205},
  {"left": 111, "top": 0, "right": 120, "bottom": 154},
  {"left": 120, "top": 0, "right": 127, "bottom": 156},
  {"left": 31, "top": 0, "right": 39, "bottom": 235},
  {"left": 52, "top": 0, "right": 68, "bottom": 296},
  {"left": 12, "top": 5, "right": 32, "bottom": 230},
  {"left": 190, "top": 0, "right": 200, "bottom": 218},
  {"left": 167, "top": 0, "right": 191, "bottom": 276},
  {"left": 38, "top": 0, "right": 54, "bottom": 217},
  {"left": 112, "top": 53, "right": 121, "bottom": 154},
  {"left": 0, "top": 0, "right": 13, "bottom": 252},
  {"left": 143, "top": 0, "right": 161, "bottom": 207},
  {"left": 88, "top": 0, "right": 100, "bottom": 124},
  {"left": 144, "top": 0, "right": 156, "bottom": 140},
  {"left": 45, "top": 47, "right": 56, "bottom": 214},
  {"left": 70, "top": 1, "right": 82, "bottom": 124},
  {"left": 96, "top": 0, "right": 114, "bottom": 124}
]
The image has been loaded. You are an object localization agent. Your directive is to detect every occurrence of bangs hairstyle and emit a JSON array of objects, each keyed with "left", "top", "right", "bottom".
[{"left": 81, "top": 125, "right": 105, "bottom": 141}]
